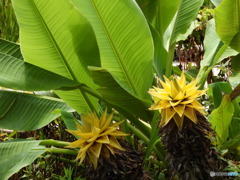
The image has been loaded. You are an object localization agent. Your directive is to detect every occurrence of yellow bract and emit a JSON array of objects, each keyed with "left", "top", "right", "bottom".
[
  {"left": 66, "top": 109, "right": 128, "bottom": 169},
  {"left": 148, "top": 72, "right": 206, "bottom": 130}
]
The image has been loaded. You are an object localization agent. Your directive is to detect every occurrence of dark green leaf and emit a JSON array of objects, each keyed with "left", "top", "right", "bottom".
[
  {"left": 209, "top": 95, "right": 234, "bottom": 145},
  {"left": 0, "top": 139, "right": 45, "bottom": 180},
  {"left": 0, "top": 90, "right": 73, "bottom": 130},
  {"left": 89, "top": 67, "right": 153, "bottom": 121}
]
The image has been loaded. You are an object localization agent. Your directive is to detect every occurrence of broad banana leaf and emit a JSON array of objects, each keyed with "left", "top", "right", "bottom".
[
  {"left": 136, "top": 0, "right": 158, "bottom": 23},
  {"left": 153, "top": 0, "right": 181, "bottom": 37},
  {"left": 157, "top": 0, "right": 203, "bottom": 77},
  {"left": 71, "top": 0, "right": 154, "bottom": 99},
  {"left": 12, "top": 0, "right": 100, "bottom": 113},
  {"left": 197, "top": 19, "right": 238, "bottom": 86},
  {"left": 215, "top": 0, "right": 240, "bottom": 52},
  {"left": 0, "top": 90, "right": 73, "bottom": 130},
  {"left": 0, "top": 139, "right": 45, "bottom": 180},
  {"left": 163, "top": 0, "right": 203, "bottom": 49},
  {"left": 89, "top": 67, "right": 152, "bottom": 121},
  {"left": 208, "top": 82, "right": 232, "bottom": 108},
  {"left": 0, "top": 51, "right": 80, "bottom": 91},
  {"left": 149, "top": 24, "right": 167, "bottom": 78},
  {"left": 201, "top": 20, "right": 238, "bottom": 68},
  {"left": 229, "top": 54, "right": 240, "bottom": 88},
  {"left": 209, "top": 95, "right": 234, "bottom": 145},
  {"left": 0, "top": 38, "right": 22, "bottom": 59}
]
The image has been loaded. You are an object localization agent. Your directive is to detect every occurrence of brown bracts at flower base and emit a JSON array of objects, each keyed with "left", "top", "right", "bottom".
[{"left": 148, "top": 72, "right": 226, "bottom": 180}]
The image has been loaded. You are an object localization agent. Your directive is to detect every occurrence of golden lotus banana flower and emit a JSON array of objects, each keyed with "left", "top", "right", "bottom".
[
  {"left": 66, "top": 109, "right": 128, "bottom": 169},
  {"left": 148, "top": 72, "right": 206, "bottom": 130}
]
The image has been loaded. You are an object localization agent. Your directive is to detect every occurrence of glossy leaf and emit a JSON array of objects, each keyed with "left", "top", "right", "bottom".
[
  {"left": 197, "top": 19, "right": 238, "bottom": 86},
  {"left": 0, "top": 38, "right": 22, "bottom": 59},
  {"left": 61, "top": 110, "right": 78, "bottom": 131},
  {"left": 89, "top": 67, "right": 152, "bottom": 120},
  {"left": 0, "top": 52, "right": 80, "bottom": 91},
  {"left": 215, "top": 0, "right": 240, "bottom": 52},
  {"left": 209, "top": 95, "right": 234, "bottom": 145},
  {"left": 136, "top": 0, "right": 158, "bottom": 23},
  {"left": 12, "top": 0, "right": 100, "bottom": 113},
  {"left": 150, "top": 24, "right": 167, "bottom": 78},
  {"left": 0, "top": 140, "right": 45, "bottom": 180},
  {"left": 0, "top": 38, "right": 80, "bottom": 91},
  {"left": 164, "top": 0, "right": 203, "bottom": 48},
  {"left": 153, "top": 0, "right": 181, "bottom": 37},
  {"left": 208, "top": 82, "right": 232, "bottom": 108},
  {"left": 162, "top": 0, "right": 203, "bottom": 77},
  {"left": 71, "top": 0, "right": 153, "bottom": 99},
  {"left": 200, "top": 20, "right": 237, "bottom": 68},
  {"left": 0, "top": 90, "right": 73, "bottom": 130},
  {"left": 229, "top": 54, "right": 240, "bottom": 89}
]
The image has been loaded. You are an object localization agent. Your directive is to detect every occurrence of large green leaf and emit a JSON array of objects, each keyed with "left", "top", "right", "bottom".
[
  {"left": 208, "top": 82, "right": 232, "bottom": 108},
  {"left": 229, "top": 54, "right": 240, "bottom": 89},
  {"left": 60, "top": 110, "right": 78, "bottom": 131},
  {"left": 164, "top": 0, "right": 203, "bottom": 48},
  {"left": 200, "top": 20, "right": 238, "bottom": 68},
  {"left": 0, "top": 90, "right": 73, "bottom": 130},
  {"left": 0, "top": 139, "right": 45, "bottom": 180},
  {"left": 89, "top": 67, "right": 152, "bottom": 120},
  {"left": 12, "top": 0, "right": 100, "bottom": 113},
  {"left": 162, "top": 0, "right": 203, "bottom": 77},
  {"left": 0, "top": 38, "right": 79, "bottom": 91},
  {"left": 149, "top": 24, "right": 167, "bottom": 78},
  {"left": 0, "top": 38, "right": 22, "bottom": 59},
  {"left": 0, "top": 52, "right": 80, "bottom": 91},
  {"left": 197, "top": 19, "right": 238, "bottom": 86},
  {"left": 153, "top": 0, "right": 181, "bottom": 37},
  {"left": 209, "top": 95, "right": 234, "bottom": 145},
  {"left": 215, "top": 0, "right": 240, "bottom": 52},
  {"left": 71, "top": 0, "right": 153, "bottom": 99},
  {"left": 136, "top": 0, "right": 158, "bottom": 23}
]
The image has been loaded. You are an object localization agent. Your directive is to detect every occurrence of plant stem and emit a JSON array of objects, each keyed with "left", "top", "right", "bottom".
[
  {"left": 80, "top": 84, "right": 104, "bottom": 101},
  {"left": 165, "top": 43, "right": 176, "bottom": 77},
  {"left": 230, "top": 84, "right": 240, "bottom": 101},
  {"left": 50, "top": 154, "right": 76, "bottom": 164},
  {"left": 45, "top": 147, "right": 78, "bottom": 156},
  {"left": 128, "top": 123, "right": 167, "bottom": 167},
  {"left": 40, "top": 139, "right": 70, "bottom": 147}
]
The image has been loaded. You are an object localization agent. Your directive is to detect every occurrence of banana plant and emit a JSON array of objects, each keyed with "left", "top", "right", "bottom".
[{"left": 0, "top": 0, "right": 239, "bottom": 179}]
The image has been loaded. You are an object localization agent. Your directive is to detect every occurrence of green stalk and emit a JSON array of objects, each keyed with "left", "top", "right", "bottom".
[
  {"left": 120, "top": 114, "right": 132, "bottom": 144},
  {"left": 128, "top": 123, "right": 167, "bottom": 167},
  {"left": 119, "top": 109, "right": 151, "bottom": 138},
  {"left": 128, "top": 123, "right": 149, "bottom": 143},
  {"left": 230, "top": 84, "right": 240, "bottom": 101},
  {"left": 45, "top": 147, "right": 78, "bottom": 156},
  {"left": 50, "top": 154, "right": 76, "bottom": 164},
  {"left": 165, "top": 43, "right": 176, "bottom": 77},
  {"left": 40, "top": 139, "right": 70, "bottom": 147}
]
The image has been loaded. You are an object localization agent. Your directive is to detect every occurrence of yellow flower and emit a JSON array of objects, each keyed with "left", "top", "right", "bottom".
[
  {"left": 148, "top": 72, "right": 206, "bottom": 130},
  {"left": 66, "top": 109, "right": 128, "bottom": 169}
]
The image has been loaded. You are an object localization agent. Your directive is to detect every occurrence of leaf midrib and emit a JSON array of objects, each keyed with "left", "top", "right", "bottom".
[
  {"left": 30, "top": 0, "right": 77, "bottom": 82},
  {"left": 91, "top": 0, "right": 140, "bottom": 97},
  {"left": 169, "top": 0, "right": 184, "bottom": 47},
  {"left": 29, "top": 0, "right": 93, "bottom": 110}
]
